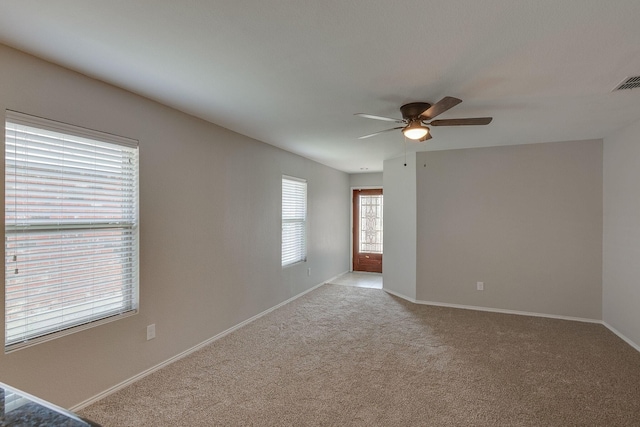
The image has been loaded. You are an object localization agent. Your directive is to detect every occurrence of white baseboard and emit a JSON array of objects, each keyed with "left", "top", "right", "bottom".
[
  {"left": 327, "top": 271, "right": 349, "bottom": 282},
  {"left": 70, "top": 280, "right": 329, "bottom": 411},
  {"left": 417, "top": 299, "right": 601, "bottom": 324},
  {"left": 602, "top": 321, "right": 640, "bottom": 353},
  {"left": 384, "top": 288, "right": 600, "bottom": 323},
  {"left": 383, "top": 288, "right": 640, "bottom": 353},
  {"left": 382, "top": 287, "right": 417, "bottom": 303}
]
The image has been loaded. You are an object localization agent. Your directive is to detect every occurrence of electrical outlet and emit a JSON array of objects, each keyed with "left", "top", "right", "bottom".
[
  {"left": 307, "top": 267, "right": 311, "bottom": 276},
  {"left": 476, "top": 282, "right": 484, "bottom": 291},
  {"left": 147, "top": 324, "right": 156, "bottom": 340}
]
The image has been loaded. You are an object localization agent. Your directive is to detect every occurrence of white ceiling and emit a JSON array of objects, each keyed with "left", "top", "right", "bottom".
[{"left": 1, "top": 1, "right": 640, "bottom": 173}]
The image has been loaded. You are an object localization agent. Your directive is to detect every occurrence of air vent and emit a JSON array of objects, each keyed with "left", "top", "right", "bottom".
[{"left": 613, "top": 76, "right": 640, "bottom": 91}]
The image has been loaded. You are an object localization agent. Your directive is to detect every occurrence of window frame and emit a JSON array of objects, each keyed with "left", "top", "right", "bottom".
[
  {"left": 281, "top": 175, "right": 307, "bottom": 267},
  {"left": 4, "top": 110, "right": 139, "bottom": 352}
]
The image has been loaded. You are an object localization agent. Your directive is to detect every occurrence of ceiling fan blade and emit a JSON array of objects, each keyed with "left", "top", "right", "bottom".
[
  {"left": 358, "top": 127, "right": 403, "bottom": 139},
  {"left": 355, "top": 113, "right": 404, "bottom": 123},
  {"left": 419, "top": 96, "right": 462, "bottom": 120},
  {"left": 429, "top": 117, "right": 493, "bottom": 126}
]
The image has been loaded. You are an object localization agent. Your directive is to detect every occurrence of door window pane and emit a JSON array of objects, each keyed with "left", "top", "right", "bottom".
[{"left": 359, "top": 195, "right": 383, "bottom": 254}]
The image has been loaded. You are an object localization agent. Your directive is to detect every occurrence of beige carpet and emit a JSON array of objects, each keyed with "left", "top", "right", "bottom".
[{"left": 80, "top": 285, "right": 640, "bottom": 426}]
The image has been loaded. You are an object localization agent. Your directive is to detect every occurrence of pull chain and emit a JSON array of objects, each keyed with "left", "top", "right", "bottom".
[{"left": 403, "top": 135, "right": 407, "bottom": 166}]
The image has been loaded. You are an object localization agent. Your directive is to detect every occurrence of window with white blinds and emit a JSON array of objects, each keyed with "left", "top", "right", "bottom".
[
  {"left": 4, "top": 111, "right": 139, "bottom": 352},
  {"left": 282, "top": 176, "right": 306, "bottom": 267}
]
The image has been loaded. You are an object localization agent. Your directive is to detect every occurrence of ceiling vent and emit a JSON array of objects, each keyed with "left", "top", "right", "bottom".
[{"left": 613, "top": 76, "right": 640, "bottom": 91}]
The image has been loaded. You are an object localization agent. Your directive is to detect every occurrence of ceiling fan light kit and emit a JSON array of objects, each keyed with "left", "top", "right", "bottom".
[
  {"left": 356, "top": 96, "right": 492, "bottom": 142},
  {"left": 403, "top": 120, "right": 429, "bottom": 140}
]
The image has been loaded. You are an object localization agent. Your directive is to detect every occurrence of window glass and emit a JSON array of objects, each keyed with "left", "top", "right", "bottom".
[
  {"left": 282, "top": 176, "right": 306, "bottom": 267},
  {"left": 5, "top": 111, "right": 139, "bottom": 351}
]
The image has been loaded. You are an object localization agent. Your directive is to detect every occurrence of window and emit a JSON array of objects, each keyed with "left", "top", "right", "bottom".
[
  {"left": 4, "top": 111, "right": 139, "bottom": 352},
  {"left": 282, "top": 176, "right": 306, "bottom": 267},
  {"left": 359, "top": 193, "right": 383, "bottom": 254}
]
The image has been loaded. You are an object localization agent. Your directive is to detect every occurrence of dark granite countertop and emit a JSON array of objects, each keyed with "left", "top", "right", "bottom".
[{"left": 1, "top": 383, "right": 100, "bottom": 426}]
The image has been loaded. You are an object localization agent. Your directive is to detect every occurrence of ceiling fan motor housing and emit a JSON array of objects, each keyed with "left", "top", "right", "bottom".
[{"left": 400, "top": 102, "right": 431, "bottom": 120}]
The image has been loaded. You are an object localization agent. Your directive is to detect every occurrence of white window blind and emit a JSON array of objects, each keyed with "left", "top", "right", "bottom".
[
  {"left": 282, "top": 176, "right": 306, "bottom": 267},
  {"left": 4, "top": 111, "right": 139, "bottom": 351}
]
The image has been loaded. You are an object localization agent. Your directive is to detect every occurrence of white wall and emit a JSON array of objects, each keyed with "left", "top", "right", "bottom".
[
  {"left": 0, "top": 44, "right": 350, "bottom": 407},
  {"left": 415, "top": 141, "right": 603, "bottom": 319},
  {"left": 349, "top": 172, "right": 383, "bottom": 188},
  {"left": 603, "top": 118, "right": 640, "bottom": 348},
  {"left": 382, "top": 154, "right": 416, "bottom": 300}
]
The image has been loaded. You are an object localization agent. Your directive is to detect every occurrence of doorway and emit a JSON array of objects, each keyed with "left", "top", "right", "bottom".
[{"left": 352, "top": 188, "right": 383, "bottom": 273}]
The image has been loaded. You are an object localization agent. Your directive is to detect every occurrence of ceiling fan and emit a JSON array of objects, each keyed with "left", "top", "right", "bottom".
[{"left": 355, "top": 96, "right": 492, "bottom": 142}]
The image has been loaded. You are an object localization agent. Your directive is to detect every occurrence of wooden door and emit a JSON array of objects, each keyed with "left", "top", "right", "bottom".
[{"left": 353, "top": 189, "right": 383, "bottom": 273}]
